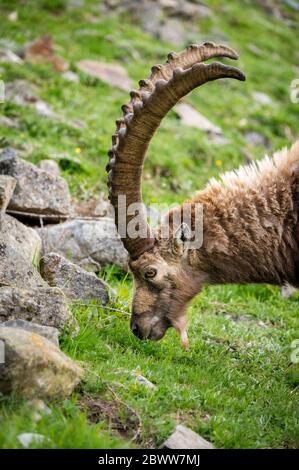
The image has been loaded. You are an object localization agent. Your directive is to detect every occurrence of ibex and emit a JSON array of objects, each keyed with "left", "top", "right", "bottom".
[{"left": 106, "top": 43, "right": 299, "bottom": 348}]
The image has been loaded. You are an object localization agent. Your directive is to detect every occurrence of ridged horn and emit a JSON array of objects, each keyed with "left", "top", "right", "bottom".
[{"left": 107, "top": 42, "right": 245, "bottom": 259}]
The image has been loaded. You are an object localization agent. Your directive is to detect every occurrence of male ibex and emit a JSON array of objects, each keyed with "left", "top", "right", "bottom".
[{"left": 107, "top": 43, "right": 299, "bottom": 348}]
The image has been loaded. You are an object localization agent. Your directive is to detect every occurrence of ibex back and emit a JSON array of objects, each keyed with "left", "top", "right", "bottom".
[{"left": 106, "top": 43, "right": 299, "bottom": 348}]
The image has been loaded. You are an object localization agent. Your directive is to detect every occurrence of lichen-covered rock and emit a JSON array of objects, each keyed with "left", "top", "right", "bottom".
[
  {"left": 2, "top": 319, "right": 59, "bottom": 347},
  {"left": 40, "top": 252, "right": 109, "bottom": 303},
  {"left": 0, "top": 175, "right": 16, "bottom": 218},
  {"left": 37, "top": 159, "right": 60, "bottom": 177},
  {"left": 0, "top": 147, "right": 71, "bottom": 216},
  {"left": 0, "top": 327, "right": 83, "bottom": 398},
  {"left": 0, "top": 214, "right": 43, "bottom": 288},
  {"left": 163, "top": 424, "right": 214, "bottom": 449},
  {"left": 0, "top": 286, "right": 74, "bottom": 330},
  {"left": 38, "top": 218, "right": 128, "bottom": 271}
]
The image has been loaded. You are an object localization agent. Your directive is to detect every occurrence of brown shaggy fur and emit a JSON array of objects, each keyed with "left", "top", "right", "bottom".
[{"left": 130, "top": 141, "right": 299, "bottom": 345}]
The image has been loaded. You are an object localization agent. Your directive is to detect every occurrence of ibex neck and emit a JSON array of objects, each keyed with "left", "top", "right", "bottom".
[{"left": 190, "top": 144, "right": 299, "bottom": 287}]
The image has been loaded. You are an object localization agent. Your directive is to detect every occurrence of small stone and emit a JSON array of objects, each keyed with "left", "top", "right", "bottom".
[
  {"left": 38, "top": 218, "right": 128, "bottom": 271},
  {"left": 76, "top": 60, "right": 132, "bottom": 91},
  {"left": 40, "top": 252, "right": 109, "bottom": 304},
  {"left": 17, "top": 433, "right": 47, "bottom": 448},
  {"left": 0, "top": 175, "right": 16, "bottom": 217},
  {"left": 0, "top": 286, "right": 74, "bottom": 331},
  {"left": 0, "top": 214, "right": 44, "bottom": 288},
  {"left": 28, "top": 398, "right": 52, "bottom": 423},
  {"left": 0, "top": 147, "right": 72, "bottom": 217},
  {"left": 17, "top": 35, "right": 69, "bottom": 72},
  {"left": 0, "top": 115, "right": 20, "bottom": 129},
  {"left": 2, "top": 319, "right": 60, "bottom": 347},
  {"left": 0, "top": 327, "right": 83, "bottom": 399},
  {"left": 163, "top": 424, "right": 214, "bottom": 449},
  {"left": 37, "top": 159, "right": 60, "bottom": 177},
  {"left": 8, "top": 11, "right": 18, "bottom": 21},
  {"left": 175, "top": 103, "right": 222, "bottom": 134}
]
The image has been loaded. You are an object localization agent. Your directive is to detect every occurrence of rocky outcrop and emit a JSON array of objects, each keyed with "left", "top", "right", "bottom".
[
  {"left": 40, "top": 252, "right": 109, "bottom": 303},
  {"left": 0, "top": 327, "right": 83, "bottom": 399}
]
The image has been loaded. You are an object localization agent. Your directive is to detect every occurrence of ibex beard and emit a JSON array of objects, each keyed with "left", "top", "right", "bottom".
[{"left": 106, "top": 43, "right": 299, "bottom": 348}]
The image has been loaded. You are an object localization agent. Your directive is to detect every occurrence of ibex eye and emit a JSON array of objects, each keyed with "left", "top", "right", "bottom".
[{"left": 144, "top": 268, "right": 157, "bottom": 279}]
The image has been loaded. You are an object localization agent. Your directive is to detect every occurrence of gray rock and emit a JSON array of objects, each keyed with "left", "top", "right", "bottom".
[
  {"left": 0, "top": 327, "right": 83, "bottom": 398},
  {"left": 281, "top": 283, "right": 298, "bottom": 299},
  {"left": 0, "top": 286, "right": 74, "bottom": 330},
  {"left": 244, "top": 131, "right": 269, "bottom": 148},
  {"left": 76, "top": 60, "right": 132, "bottom": 92},
  {"left": 0, "top": 147, "right": 72, "bottom": 216},
  {"left": 159, "top": 18, "right": 186, "bottom": 45},
  {"left": 37, "top": 159, "right": 60, "bottom": 177},
  {"left": 0, "top": 49, "right": 23, "bottom": 64},
  {"left": 38, "top": 218, "right": 128, "bottom": 271},
  {"left": 0, "top": 175, "right": 16, "bottom": 217},
  {"left": 40, "top": 252, "right": 109, "bottom": 304},
  {"left": 61, "top": 71, "right": 80, "bottom": 83},
  {"left": 5, "top": 79, "right": 39, "bottom": 107},
  {"left": 2, "top": 319, "right": 59, "bottom": 347},
  {"left": 0, "top": 244, "right": 45, "bottom": 288},
  {"left": 0, "top": 214, "right": 44, "bottom": 288},
  {"left": 163, "top": 424, "right": 214, "bottom": 449},
  {"left": 252, "top": 91, "right": 273, "bottom": 106},
  {"left": 175, "top": 103, "right": 222, "bottom": 134},
  {"left": 0, "top": 214, "right": 41, "bottom": 263}
]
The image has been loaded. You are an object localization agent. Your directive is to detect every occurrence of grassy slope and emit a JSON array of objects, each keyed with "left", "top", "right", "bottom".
[{"left": 0, "top": 0, "right": 298, "bottom": 449}]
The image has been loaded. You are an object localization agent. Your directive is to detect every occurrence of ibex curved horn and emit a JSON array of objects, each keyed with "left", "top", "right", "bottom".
[{"left": 107, "top": 42, "right": 245, "bottom": 260}]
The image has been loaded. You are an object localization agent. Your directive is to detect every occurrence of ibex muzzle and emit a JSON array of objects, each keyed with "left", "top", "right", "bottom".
[{"left": 107, "top": 43, "right": 299, "bottom": 348}]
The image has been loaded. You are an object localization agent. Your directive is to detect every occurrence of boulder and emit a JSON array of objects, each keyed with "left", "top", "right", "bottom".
[
  {"left": 0, "top": 327, "right": 83, "bottom": 398},
  {"left": 76, "top": 60, "right": 132, "bottom": 91},
  {"left": 0, "top": 215, "right": 44, "bottom": 288},
  {"left": 37, "top": 159, "right": 60, "bottom": 177},
  {"left": 0, "top": 286, "right": 74, "bottom": 330},
  {"left": 40, "top": 252, "right": 109, "bottom": 304},
  {"left": 2, "top": 319, "right": 59, "bottom": 347},
  {"left": 0, "top": 175, "right": 16, "bottom": 217},
  {"left": 0, "top": 147, "right": 71, "bottom": 216},
  {"left": 38, "top": 218, "right": 128, "bottom": 271},
  {"left": 175, "top": 103, "right": 222, "bottom": 134},
  {"left": 163, "top": 424, "right": 214, "bottom": 449}
]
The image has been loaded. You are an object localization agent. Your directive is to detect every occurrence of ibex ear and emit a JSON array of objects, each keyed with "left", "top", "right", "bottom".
[{"left": 173, "top": 223, "right": 191, "bottom": 255}]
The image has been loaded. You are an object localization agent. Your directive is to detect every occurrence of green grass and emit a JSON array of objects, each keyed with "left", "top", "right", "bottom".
[{"left": 0, "top": 0, "right": 298, "bottom": 449}]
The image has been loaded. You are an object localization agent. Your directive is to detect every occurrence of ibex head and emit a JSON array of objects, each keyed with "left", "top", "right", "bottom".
[{"left": 107, "top": 43, "right": 245, "bottom": 347}]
